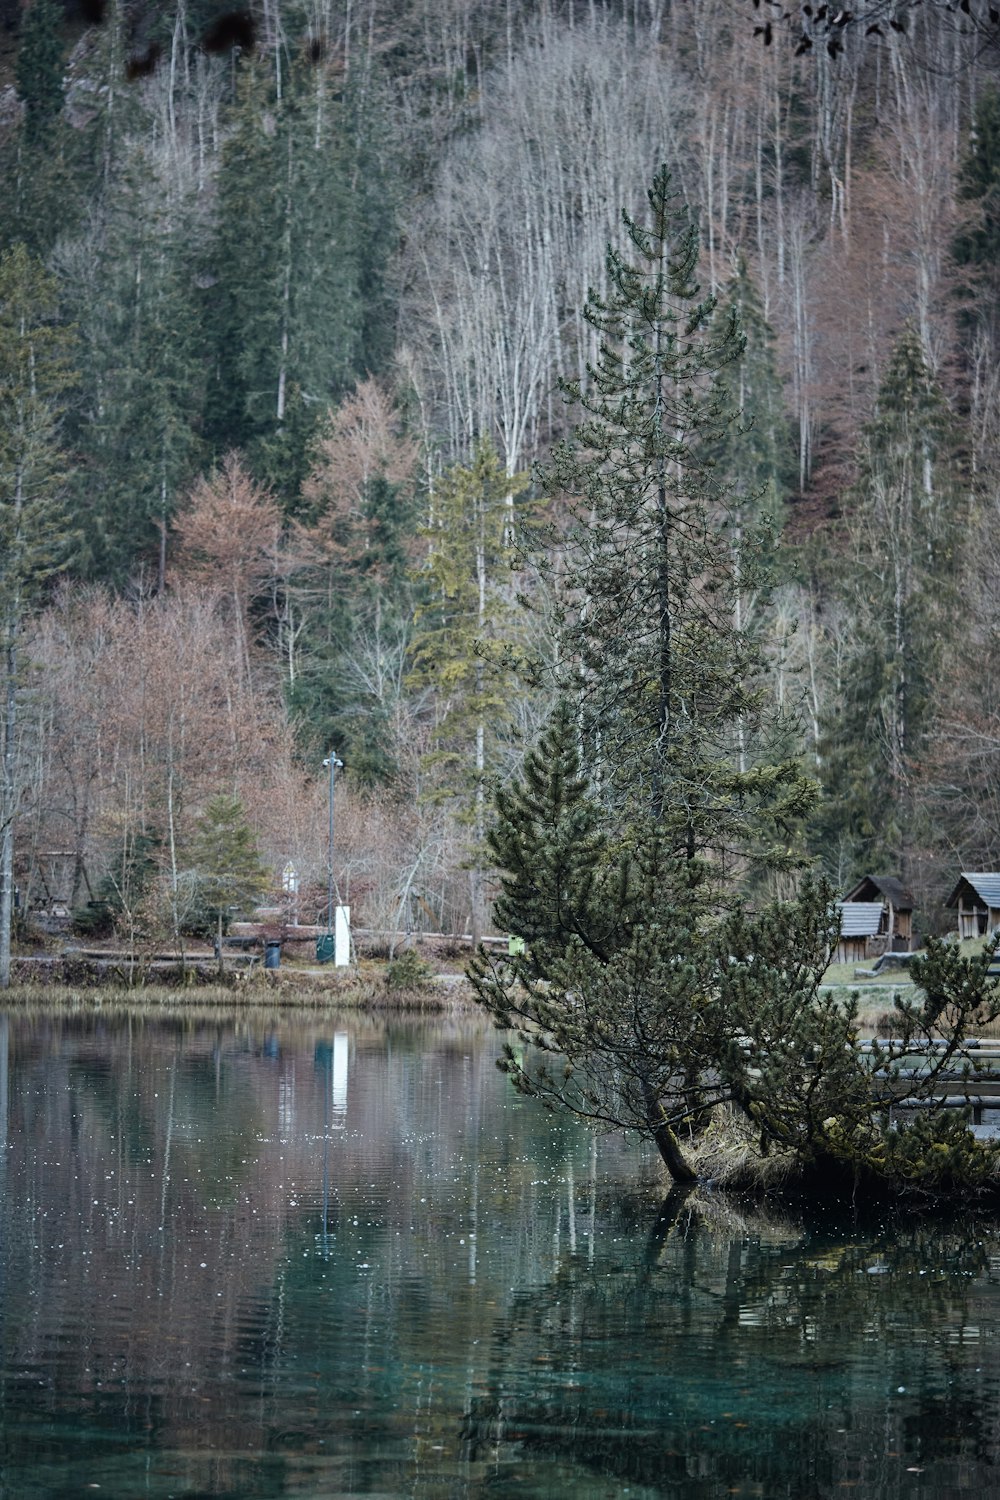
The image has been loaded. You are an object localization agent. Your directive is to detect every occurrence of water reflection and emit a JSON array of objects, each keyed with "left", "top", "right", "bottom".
[{"left": 0, "top": 1008, "right": 998, "bottom": 1498}]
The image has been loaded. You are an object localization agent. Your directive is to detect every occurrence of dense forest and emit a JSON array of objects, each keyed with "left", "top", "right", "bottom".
[{"left": 2, "top": 0, "right": 1000, "bottom": 957}]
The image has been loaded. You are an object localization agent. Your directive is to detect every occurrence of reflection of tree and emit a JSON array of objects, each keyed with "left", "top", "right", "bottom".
[
  {"left": 1, "top": 1010, "right": 636, "bottom": 1497},
  {"left": 460, "top": 1199, "right": 1000, "bottom": 1497},
  {"left": 8, "top": 1015, "right": 1000, "bottom": 1498}
]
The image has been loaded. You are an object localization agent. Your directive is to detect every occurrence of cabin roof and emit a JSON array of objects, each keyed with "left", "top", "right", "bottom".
[
  {"left": 837, "top": 901, "right": 884, "bottom": 937},
  {"left": 944, "top": 873, "right": 1000, "bottom": 911},
  {"left": 843, "top": 875, "right": 914, "bottom": 909}
]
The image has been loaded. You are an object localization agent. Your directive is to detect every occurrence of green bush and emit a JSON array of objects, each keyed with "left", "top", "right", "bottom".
[{"left": 384, "top": 949, "right": 433, "bottom": 991}]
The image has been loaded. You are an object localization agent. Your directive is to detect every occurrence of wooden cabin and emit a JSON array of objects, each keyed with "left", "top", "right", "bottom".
[
  {"left": 835, "top": 875, "right": 915, "bottom": 964},
  {"left": 944, "top": 873, "right": 1000, "bottom": 940},
  {"left": 835, "top": 902, "right": 884, "bottom": 965},
  {"left": 843, "top": 875, "right": 915, "bottom": 952}
]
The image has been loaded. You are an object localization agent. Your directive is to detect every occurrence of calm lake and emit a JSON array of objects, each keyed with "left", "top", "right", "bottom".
[{"left": 0, "top": 1007, "right": 998, "bottom": 1499}]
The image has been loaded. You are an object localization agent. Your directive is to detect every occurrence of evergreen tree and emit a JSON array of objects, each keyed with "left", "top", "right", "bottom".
[
  {"left": 471, "top": 704, "right": 1000, "bottom": 1194},
  {"left": 15, "top": 0, "right": 65, "bottom": 145},
  {"left": 0, "top": 245, "right": 74, "bottom": 987},
  {"left": 470, "top": 168, "right": 817, "bottom": 1181},
  {"left": 65, "top": 152, "right": 205, "bottom": 586},
  {"left": 542, "top": 165, "right": 812, "bottom": 882},
  {"left": 816, "top": 328, "right": 964, "bottom": 883},
  {"left": 185, "top": 795, "right": 268, "bottom": 969},
  {"left": 408, "top": 439, "right": 529, "bottom": 938},
  {"left": 0, "top": 0, "right": 88, "bottom": 259},
  {"left": 470, "top": 705, "right": 841, "bottom": 1183},
  {"left": 409, "top": 441, "right": 528, "bottom": 797},
  {"left": 72, "top": 830, "right": 161, "bottom": 939},
  {"left": 710, "top": 256, "right": 795, "bottom": 537},
  {"left": 955, "top": 88, "right": 1000, "bottom": 294},
  {"left": 203, "top": 56, "right": 394, "bottom": 503},
  {"left": 471, "top": 704, "right": 713, "bottom": 1181}
]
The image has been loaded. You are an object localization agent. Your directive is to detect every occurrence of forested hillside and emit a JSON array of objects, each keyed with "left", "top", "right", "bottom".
[{"left": 1, "top": 0, "right": 999, "bottom": 954}]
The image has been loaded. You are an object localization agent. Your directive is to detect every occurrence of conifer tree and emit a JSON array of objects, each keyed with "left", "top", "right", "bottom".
[
  {"left": 955, "top": 88, "right": 1000, "bottom": 316},
  {"left": 66, "top": 154, "right": 205, "bottom": 586},
  {"left": 15, "top": 0, "right": 65, "bottom": 145},
  {"left": 185, "top": 795, "right": 268, "bottom": 971},
  {"left": 0, "top": 245, "right": 74, "bottom": 987},
  {"left": 0, "top": 0, "right": 87, "bottom": 259},
  {"left": 471, "top": 704, "right": 1000, "bottom": 1191},
  {"left": 203, "top": 57, "right": 392, "bottom": 502},
  {"left": 817, "top": 328, "right": 964, "bottom": 883},
  {"left": 542, "top": 165, "right": 813, "bottom": 881},
  {"left": 471, "top": 704, "right": 844, "bottom": 1182},
  {"left": 710, "top": 256, "right": 795, "bottom": 537},
  {"left": 409, "top": 439, "right": 529, "bottom": 940},
  {"left": 471, "top": 703, "right": 716, "bottom": 1181},
  {"left": 470, "top": 168, "right": 818, "bottom": 1181}
]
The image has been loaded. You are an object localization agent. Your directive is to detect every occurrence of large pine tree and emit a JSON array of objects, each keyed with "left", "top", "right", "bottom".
[
  {"left": 409, "top": 439, "right": 529, "bottom": 940},
  {"left": 470, "top": 167, "right": 818, "bottom": 1181},
  {"left": 65, "top": 152, "right": 205, "bottom": 586},
  {"left": 0, "top": 245, "right": 74, "bottom": 987},
  {"left": 817, "top": 328, "right": 964, "bottom": 885},
  {"left": 202, "top": 55, "right": 396, "bottom": 504},
  {"left": 541, "top": 165, "right": 812, "bottom": 881}
]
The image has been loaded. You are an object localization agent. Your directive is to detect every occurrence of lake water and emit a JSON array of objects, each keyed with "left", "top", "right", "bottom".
[{"left": 1, "top": 1007, "right": 999, "bottom": 1499}]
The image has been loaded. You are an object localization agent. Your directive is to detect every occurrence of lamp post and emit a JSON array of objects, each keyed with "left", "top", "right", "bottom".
[{"left": 323, "top": 752, "right": 343, "bottom": 941}]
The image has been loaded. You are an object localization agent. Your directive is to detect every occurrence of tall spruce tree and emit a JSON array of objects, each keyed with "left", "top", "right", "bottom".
[
  {"left": 540, "top": 166, "right": 812, "bottom": 879},
  {"left": 202, "top": 56, "right": 393, "bottom": 504},
  {"left": 816, "top": 328, "right": 964, "bottom": 884},
  {"left": 470, "top": 168, "right": 818, "bottom": 1182},
  {"left": 65, "top": 153, "right": 205, "bottom": 586},
  {"left": 0, "top": 245, "right": 74, "bottom": 987},
  {"left": 475, "top": 685, "right": 915, "bottom": 1177},
  {"left": 710, "top": 256, "right": 795, "bottom": 537},
  {"left": 185, "top": 795, "right": 268, "bottom": 972},
  {"left": 955, "top": 88, "right": 1000, "bottom": 329},
  {"left": 15, "top": 0, "right": 65, "bottom": 145},
  {"left": 1, "top": 0, "right": 88, "bottom": 259},
  {"left": 408, "top": 439, "right": 529, "bottom": 940}
]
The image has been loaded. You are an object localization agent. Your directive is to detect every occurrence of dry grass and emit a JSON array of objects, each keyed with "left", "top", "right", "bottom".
[
  {"left": 683, "top": 1108, "right": 801, "bottom": 1191},
  {"left": 0, "top": 972, "right": 477, "bottom": 1014},
  {"left": 820, "top": 959, "right": 912, "bottom": 987}
]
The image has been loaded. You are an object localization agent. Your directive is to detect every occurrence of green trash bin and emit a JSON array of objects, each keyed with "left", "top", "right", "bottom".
[{"left": 316, "top": 932, "right": 335, "bottom": 964}]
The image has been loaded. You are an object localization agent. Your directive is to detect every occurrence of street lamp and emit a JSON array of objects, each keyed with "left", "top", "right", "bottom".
[{"left": 322, "top": 752, "right": 343, "bottom": 944}]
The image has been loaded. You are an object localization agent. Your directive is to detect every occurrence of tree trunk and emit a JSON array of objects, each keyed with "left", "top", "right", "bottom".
[{"left": 643, "top": 1083, "right": 697, "bottom": 1183}]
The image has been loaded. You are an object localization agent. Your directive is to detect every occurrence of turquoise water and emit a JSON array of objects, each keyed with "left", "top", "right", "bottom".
[{"left": 0, "top": 1009, "right": 999, "bottom": 1498}]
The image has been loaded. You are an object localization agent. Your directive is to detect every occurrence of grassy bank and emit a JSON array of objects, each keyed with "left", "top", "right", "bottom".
[{"left": 0, "top": 971, "right": 477, "bottom": 1014}]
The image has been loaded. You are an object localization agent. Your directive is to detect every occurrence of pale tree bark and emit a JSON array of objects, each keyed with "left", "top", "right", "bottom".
[{"left": 403, "top": 20, "right": 691, "bottom": 472}]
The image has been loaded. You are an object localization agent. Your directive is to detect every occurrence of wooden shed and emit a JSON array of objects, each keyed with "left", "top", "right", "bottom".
[
  {"left": 835, "top": 875, "right": 915, "bottom": 965},
  {"left": 834, "top": 902, "right": 885, "bottom": 966},
  {"left": 843, "top": 875, "right": 915, "bottom": 953},
  {"left": 944, "top": 873, "right": 1000, "bottom": 940}
]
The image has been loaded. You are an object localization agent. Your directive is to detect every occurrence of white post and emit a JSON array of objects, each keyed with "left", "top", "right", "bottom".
[{"left": 334, "top": 903, "right": 351, "bottom": 967}]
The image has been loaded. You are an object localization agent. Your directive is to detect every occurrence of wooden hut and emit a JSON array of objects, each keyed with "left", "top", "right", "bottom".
[
  {"left": 944, "top": 873, "right": 1000, "bottom": 940},
  {"left": 835, "top": 875, "right": 915, "bottom": 964},
  {"left": 834, "top": 902, "right": 885, "bottom": 966},
  {"left": 843, "top": 876, "right": 915, "bottom": 953}
]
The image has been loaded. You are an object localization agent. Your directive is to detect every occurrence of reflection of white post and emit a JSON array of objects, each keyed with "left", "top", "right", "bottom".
[
  {"left": 0, "top": 1016, "right": 6, "bottom": 1243},
  {"left": 334, "top": 904, "right": 351, "bottom": 966},
  {"left": 332, "top": 1031, "right": 349, "bottom": 1116},
  {"left": 0, "top": 1014, "right": 7, "bottom": 1156}
]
